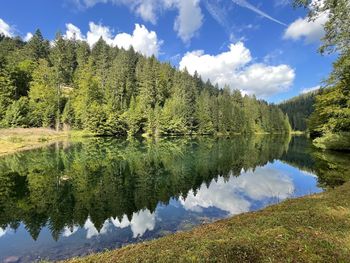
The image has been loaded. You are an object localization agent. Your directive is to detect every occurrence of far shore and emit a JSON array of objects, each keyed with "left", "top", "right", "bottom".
[
  {"left": 0, "top": 128, "right": 94, "bottom": 157},
  {"left": 0, "top": 128, "right": 303, "bottom": 157}
]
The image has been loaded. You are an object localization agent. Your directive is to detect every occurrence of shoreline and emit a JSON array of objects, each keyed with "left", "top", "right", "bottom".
[
  {"left": 63, "top": 181, "right": 350, "bottom": 262},
  {"left": 0, "top": 128, "right": 294, "bottom": 157},
  {"left": 0, "top": 128, "right": 94, "bottom": 157}
]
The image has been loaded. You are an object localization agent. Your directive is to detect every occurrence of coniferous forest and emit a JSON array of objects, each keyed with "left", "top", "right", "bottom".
[
  {"left": 278, "top": 90, "right": 318, "bottom": 131},
  {"left": 0, "top": 31, "right": 291, "bottom": 136}
]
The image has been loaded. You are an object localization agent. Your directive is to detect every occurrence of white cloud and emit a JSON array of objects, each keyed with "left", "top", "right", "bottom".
[
  {"left": 179, "top": 42, "right": 295, "bottom": 97},
  {"left": 172, "top": 0, "right": 203, "bottom": 43},
  {"left": 0, "top": 18, "right": 15, "bottom": 37},
  {"left": 301, "top": 85, "right": 320, "bottom": 94},
  {"left": 111, "top": 209, "right": 156, "bottom": 238},
  {"left": 114, "top": 24, "right": 161, "bottom": 57},
  {"left": 284, "top": 0, "right": 328, "bottom": 43},
  {"left": 24, "top": 32, "right": 33, "bottom": 42},
  {"left": 180, "top": 166, "right": 295, "bottom": 215},
  {"left": 64, "top": 23, "right": 86, "bottom": 41},
  {"left": 86, "top": 21, "right": 114, "bottom": 46},
  {"left": 74, "top": 0, "right": 203, "bottom": 43},
  {"left": 231, "top": 64, "right": 295, "bottom": 96},
  {"left": 284, "top": 12, "right": 328, "bottom": 43},
  {"left": 63, "top": 22, "right": 161, "bottom": 57}
]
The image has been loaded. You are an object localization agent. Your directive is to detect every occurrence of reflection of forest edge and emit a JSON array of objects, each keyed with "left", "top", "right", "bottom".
[{"left": 0, "top": 135, "right": 348, "bottom": 241}]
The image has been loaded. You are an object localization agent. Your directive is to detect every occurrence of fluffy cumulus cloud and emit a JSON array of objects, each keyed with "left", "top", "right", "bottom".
[
  {"left": 74, "top": 0, "right": 203, "bottom": 43},
  {"left": 284, "top": 0, "right": 328, "bottom": 43},
  {"left": 64, "top": 22, "right": 161, "bottom": 57},
  {"left": 113, "top": 24, "right": 161, "bottom": 56},
  {"left": 180, "top": 166, "right": 295, "bottom": 215},
  {"left": 64, "top": 23, "right": 85, "bottom": 41},
  {"left": 284, "top": 12, "right": 328, "bottom": 43},
  {"left": 0, "top": 18, "right": 14, "bottom": 37},
  {"left": 179, "top": 42, "right": 295, "bottom": 97}
]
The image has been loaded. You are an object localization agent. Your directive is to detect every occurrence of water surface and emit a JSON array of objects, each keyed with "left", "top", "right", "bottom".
[{"left": 0, "top": 136, "right": 349, "bottom": 262}]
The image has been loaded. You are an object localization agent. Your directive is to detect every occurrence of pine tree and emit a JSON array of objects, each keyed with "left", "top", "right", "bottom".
[{"left": 25, "top": 29, "right": 49, "bottom": 61}]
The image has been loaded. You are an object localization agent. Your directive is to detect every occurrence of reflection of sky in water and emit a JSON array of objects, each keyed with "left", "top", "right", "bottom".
[
  {"left": 0, "top": 161, "right": 322, "bottom": 262},
  {"left": 181, "top": 163, "right": 294, "bottom": 215},
  {"left": 61, "top": 209, "right": 157, "bottom": 240}
]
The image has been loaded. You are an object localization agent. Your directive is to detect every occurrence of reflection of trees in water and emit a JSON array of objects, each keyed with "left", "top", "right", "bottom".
[
  {"left": 0, "top": 135, "right": 292, "bottom": 240},
  {"left": 280, "top": 136, "right": 350, "bottom": 189},
  {"left": 312, "top": 151, "right": 350, "bottom": 188}
]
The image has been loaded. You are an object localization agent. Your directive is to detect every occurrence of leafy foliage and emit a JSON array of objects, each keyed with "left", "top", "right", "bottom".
[{"left": 293, "top": 0, "right": 350, "bottom": 149}]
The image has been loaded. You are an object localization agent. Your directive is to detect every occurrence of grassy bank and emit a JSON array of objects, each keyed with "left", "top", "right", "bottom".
[
  {"left": 64, "top": 182, "right": 350, "bottom": 263},
  {"left": 0, "top": 128, "right": 94, "bottom": 156}
]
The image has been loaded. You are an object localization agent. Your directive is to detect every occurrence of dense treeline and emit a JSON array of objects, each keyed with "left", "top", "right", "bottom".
[
  {"left": 293, "top": 0, "right": 350, "bottom": 150},
  {"left": 278, "top": 91, "right": 318, "bottom": 131},
  {"left": 0, "top": 31, "right": 290, "bottom": 136}
]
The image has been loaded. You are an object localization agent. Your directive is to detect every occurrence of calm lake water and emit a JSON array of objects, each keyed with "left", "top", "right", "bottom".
[{"left": 0, "top": 135, "right": 349, "bottom": 262}]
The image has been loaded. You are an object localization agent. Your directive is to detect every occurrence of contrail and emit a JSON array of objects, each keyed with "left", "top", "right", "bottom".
[{"left": 232, "top": 0, "right": 287, "bottom": 26}]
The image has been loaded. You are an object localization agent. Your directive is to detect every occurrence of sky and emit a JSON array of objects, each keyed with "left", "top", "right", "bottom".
[{"left": 0, "top": 0, "right": 335, "bottom": 102}]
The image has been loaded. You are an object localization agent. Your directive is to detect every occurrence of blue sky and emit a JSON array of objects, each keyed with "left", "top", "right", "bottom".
[{"left": 0, "top": 0, "right": 335, "bottom": 102}]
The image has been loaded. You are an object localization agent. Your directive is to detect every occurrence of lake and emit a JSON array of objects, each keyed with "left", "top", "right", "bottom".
[{"left": 0, "top": 135, "right": 349, "bottom": 262}]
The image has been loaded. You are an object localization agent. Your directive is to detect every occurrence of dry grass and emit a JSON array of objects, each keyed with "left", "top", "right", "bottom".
[{"left": 0, "top": 128, "right": 70, "bottom": 156}]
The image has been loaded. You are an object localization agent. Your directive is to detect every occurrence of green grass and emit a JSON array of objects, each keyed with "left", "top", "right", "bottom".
[{"left": 64, "top": 182, "right": 350, "bottom": 263}]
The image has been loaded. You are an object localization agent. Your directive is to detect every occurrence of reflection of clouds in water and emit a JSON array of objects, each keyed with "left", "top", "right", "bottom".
[
  {"left": 181, "top": 167, "right": 294, "bottom": 215},
  {"left": 82, "top": 209, "right": 156, "bottom": 239},
  {"left": 0, "top": 227, "right": 7, "bottom": 238},
  {"left": 62, "top": 225, "right": 79, "bottom": 237},
  {"left": 0, "top": 227, "right": 11, "bottom": 238},
  {"left": 111, "top": 209, "right": 156, "bottom": 238},
  {"left": 301, "top": 170, "right": 317, "bottom": 178},
  {"left": 84, "top": 217, "right": 109, "bottom": 239}
]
